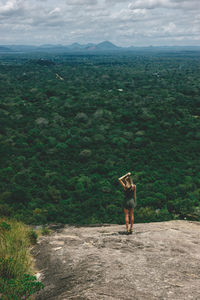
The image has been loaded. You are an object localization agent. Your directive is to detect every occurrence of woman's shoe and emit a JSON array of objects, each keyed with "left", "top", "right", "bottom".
[{"left": 129, "top": 228, "right": 133, "bottom": 234}]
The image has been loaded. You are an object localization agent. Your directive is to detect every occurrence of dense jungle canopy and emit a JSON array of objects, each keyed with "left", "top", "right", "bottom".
[{"left": 0, "top": 50, "right": 199, "bottom": 224}]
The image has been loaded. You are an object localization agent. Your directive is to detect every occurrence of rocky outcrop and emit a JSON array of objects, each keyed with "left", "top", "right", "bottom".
[{"left": 32, "top": 221, "right": 200, "bottom": 299}]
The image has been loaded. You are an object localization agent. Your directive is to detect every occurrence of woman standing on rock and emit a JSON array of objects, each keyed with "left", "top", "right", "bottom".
[{"left": 118, "top": 172, "right": 137, "bottom": 234}]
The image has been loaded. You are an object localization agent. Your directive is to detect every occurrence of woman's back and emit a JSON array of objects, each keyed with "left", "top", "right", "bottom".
[{"left": 124, "top": 186, "right": 133, "bottom": 199}]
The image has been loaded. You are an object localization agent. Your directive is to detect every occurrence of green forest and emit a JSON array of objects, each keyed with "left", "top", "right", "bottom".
[{"left": 0, "top": 50, "right": 199, "bottom": 225}]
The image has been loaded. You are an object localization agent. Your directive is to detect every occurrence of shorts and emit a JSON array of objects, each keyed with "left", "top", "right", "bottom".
[{"left": 123, "top": 198, "right": 136, "bottom": 210}]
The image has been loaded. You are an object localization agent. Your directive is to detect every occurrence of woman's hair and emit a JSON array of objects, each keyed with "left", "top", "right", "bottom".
[{"left": 125, "top": 176, "right": 133, "bottom": 186}]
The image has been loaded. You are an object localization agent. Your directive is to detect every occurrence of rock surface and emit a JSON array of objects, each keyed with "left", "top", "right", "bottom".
[{"left": 32, "top": 221, "right": 200, "bottom": 300}]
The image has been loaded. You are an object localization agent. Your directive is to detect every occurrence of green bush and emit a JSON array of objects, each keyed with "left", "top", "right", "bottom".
[
  {"left": 41, "top": 226, "right": 50, "bottom": 235},
  {"left": 26, "top": 229, "right": 38, "bottom": 245},
  {"left": 0, "top": 204, "right": 14, "bottom": 217},
  {"left": 135, "top": 207, "right": 172, "bottom": 223},
  {"left": 0, "top": 221, "right": 11, "bottom": 231},
  {"left": 0, "top": 273, "right": 44, "bottom": 299}
]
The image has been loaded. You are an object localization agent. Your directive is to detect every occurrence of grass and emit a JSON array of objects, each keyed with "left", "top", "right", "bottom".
[
  {"left": 0, "top": 217, "right": 43, "bottom": 299},
  {"left": 0, "top": 218, "right": 33, "bottom": 278}
]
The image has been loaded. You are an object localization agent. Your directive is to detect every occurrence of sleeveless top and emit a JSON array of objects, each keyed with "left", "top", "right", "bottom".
[{"left": 124, "top": 186, "right": 133, "bottom": 200}]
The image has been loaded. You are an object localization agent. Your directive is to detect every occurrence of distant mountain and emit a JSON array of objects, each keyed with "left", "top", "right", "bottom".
[
  {"left": 85, "top": 43, "right": 96, "bottom": 48},
  {"left": 95, "top": 41, "right": 120, "bottom": 50},
  {"left": 68, "top": 43, "right": 83, "bottom": 49},
  {"left": 19, "top": 41, "right": 119, "bottom": 52},
  {"left": 2, "top": 45, "right": 38, "bottom": 52},
  {"left": 39, "top": 44, "right": 63, "bottom": 48},
  {"left": 51, "top": 41, "right": 120, "bottom": 51},
  {"left": 38, "top": 44, "right": 67, "bottom": 52},
  {"left": 0, "top": 46, "right": 13, "bottom": 52},
  {"left": 1, "top": 42, "right": 200, "bottom": 53}
]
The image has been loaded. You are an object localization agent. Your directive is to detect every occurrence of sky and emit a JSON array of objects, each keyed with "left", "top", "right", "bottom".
[{"left": 0, "top": 0, "right": 200, "bottom": 46}]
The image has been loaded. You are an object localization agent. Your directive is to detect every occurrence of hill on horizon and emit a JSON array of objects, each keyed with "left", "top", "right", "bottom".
[
  {"left": 0, "top": 41, "right": 121, "bottom": 53},
  {"left": 94, "top": 40, "right": 120, "bottom": 50},
  {"left": 1, "top": 41, "right": 200, "bottom": 53}
]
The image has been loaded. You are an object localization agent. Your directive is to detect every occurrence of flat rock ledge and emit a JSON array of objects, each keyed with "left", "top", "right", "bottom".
[{"left": 32, "top": 220, "right": 200, "bottom": 300}]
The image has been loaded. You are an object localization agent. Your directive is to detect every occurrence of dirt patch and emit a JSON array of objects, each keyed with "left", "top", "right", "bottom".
[{"left": 32, "top": 221, "right": 200, "bottom": 299}]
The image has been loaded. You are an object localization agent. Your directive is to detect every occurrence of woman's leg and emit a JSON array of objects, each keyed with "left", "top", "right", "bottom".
[
  {"left": 130, "top": 208, "right": 134, "bottom": 230},
  {"left": 124, "top": 208, "right": 129, "bottom": 232}
]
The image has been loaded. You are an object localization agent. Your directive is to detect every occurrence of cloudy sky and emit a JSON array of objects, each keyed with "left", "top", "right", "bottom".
[{"left": 0, "top": 0, "right": 200, "bottom": 46}]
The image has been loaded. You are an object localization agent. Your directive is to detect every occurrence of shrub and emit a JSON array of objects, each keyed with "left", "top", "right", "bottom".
[
  {"left": 0, "top": 273, "right": 44, "bottom": 299},
  {"left": 26, "top": 229, "right": 38, "bottom": 245},
  {"left": 0, "top": 221, "right": 11, "bottom": 231},
  {"left": 41, "top": 226, "right": 50, "bottom": 235},
  {"left": 79, "top": 149, "right": 92, "bottom": 158},
  {"left": 135, "top": 207, "right": 156, "bottom": 223},
  {"left": 0, "top": 204, "right": 14, "bottom": 217}
]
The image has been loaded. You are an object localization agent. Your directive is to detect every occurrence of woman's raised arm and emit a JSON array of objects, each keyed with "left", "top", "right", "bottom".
[{"left": 118, "top": 172, "right": 131, "bottom": 189}]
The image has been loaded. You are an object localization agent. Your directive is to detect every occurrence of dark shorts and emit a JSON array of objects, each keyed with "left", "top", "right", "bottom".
[{"left": 123, "top": 198, "right": 136, "bottom": 210}]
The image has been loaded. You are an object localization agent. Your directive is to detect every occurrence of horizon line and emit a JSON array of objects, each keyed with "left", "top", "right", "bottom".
[{"left": 1, "top": 42, "right": 200, "bottom": 48}]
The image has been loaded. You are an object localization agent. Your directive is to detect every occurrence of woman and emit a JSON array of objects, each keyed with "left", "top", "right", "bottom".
[{"left": 118, "top": 172, "right": 136, "bottom": 234}]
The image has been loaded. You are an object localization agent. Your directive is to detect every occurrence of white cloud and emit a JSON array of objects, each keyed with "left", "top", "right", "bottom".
[
  {"left": 0, "top": 0, "right": 199, "bottom": 46},
  {"left": 48, "top": 7, "right": 61, "bottom": 15},
  {"left": 129, "top": 0, "right": 172, "bottom": 10},
  {"left": 163, "top": 22, "right": 176, "bottom": 33},
  {"left": 111, "top": 8, "right": 148, "bottom": 22},
  {"left": 0, "top": 0, "right": 25, "bottom": 16},
  {"left": 128, "top": 0, "right": 200, "bottom": 10},
  {"left": 66, "top": 0, "right": 98, "bottom": 6}
]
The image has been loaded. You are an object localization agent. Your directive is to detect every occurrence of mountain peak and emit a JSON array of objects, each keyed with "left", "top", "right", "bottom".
[{"left": 96, "top": 41, "right": 119, "bottom": 50}]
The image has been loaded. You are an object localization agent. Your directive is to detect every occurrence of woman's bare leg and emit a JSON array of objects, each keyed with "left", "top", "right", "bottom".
[
  {"left": 130, "top": 208, "right": 134, "bottom": 230},
  {"left": 124, "top": 208, "right": 129, "bottom": 232}
]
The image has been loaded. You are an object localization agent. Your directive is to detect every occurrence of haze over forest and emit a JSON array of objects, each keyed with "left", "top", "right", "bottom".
[{"left": 1, "top": 41, "right": 200, "bottom": 54}]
